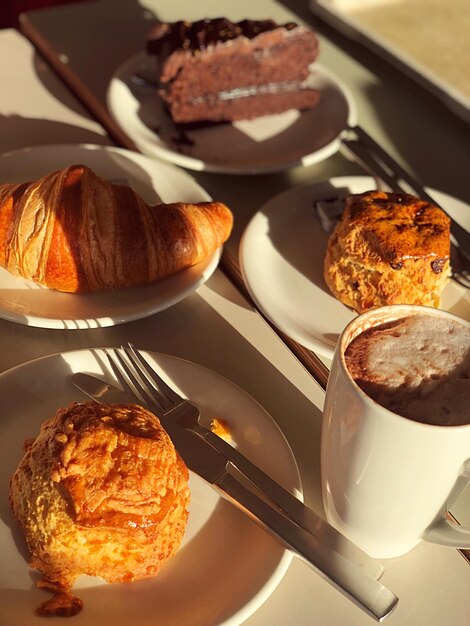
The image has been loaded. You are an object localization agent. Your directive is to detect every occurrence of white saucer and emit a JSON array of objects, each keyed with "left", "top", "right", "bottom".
[
  {"left": 0, "top": 144, "right": 221, "bottom": 329},
  {"left": 0, "top": 349, "right": 301, "bottom": 626},
  {"left": 107, "top": 52, "right": 356, "bottom": 174},
  {"left": 240, "top": 176, "right": 470, "bottom": 359}
]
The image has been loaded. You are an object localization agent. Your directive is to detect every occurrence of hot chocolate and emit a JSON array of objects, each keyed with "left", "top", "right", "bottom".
[{"left": 345, "top": 313, "right": 470, "bottom": 426}]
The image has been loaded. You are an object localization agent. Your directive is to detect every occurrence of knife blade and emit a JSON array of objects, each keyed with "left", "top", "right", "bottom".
[{"left": 70, "top": 371, "right": 398, "bottom": 621}]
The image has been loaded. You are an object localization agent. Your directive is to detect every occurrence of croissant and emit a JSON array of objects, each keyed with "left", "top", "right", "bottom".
[{"left": 0, "top": 164, "right": 233, "bottom": 293}]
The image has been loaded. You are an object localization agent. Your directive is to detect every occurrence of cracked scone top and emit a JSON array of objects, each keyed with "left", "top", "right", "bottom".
[
  {"left": 323, "top": 190, "right": 451, "bottom": 313},
  {"left": 9, "top": 402, "right": 190, "bottom": 616}
]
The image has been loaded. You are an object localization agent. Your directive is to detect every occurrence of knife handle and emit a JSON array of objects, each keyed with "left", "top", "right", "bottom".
[
  {"left": 216, "top": 472, "right": 398, "bottom": 622},
  {"left": 194, "top": 423, "right": 384, "bottom": 581}
]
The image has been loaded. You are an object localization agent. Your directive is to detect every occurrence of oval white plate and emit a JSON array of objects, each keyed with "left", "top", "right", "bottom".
[
  {"left": 240, "top": 176, "right": 470, "bottom": 359},
  {"left": 107, "top": 52, "right": 356, "bottom": 174},
  {"left": 0, "top": 349, "right": 301, "bottom": 626},
  {"left": 0, "top": 144, "right": 221, "bottom": 329}
]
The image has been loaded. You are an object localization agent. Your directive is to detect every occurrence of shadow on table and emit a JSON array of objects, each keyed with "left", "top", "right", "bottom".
[
  {"left": 22, "top": 0, "right": 159, "bottom": 107},
  {"left": 0, "top": 113, "right": 108, "bottom": 154}
]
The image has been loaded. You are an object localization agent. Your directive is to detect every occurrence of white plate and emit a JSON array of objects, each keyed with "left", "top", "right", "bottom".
[
  {"left": 240, "top": 176, "right": 470, "bottom": 359},
  {"left": 0, "top": 349, "right": 301, "bottom": 626},
  {"left": 0, "top": 144, "right": 221, "bottom": 329},
  {"left": 107, "top": 52, "right": 356, "bottom": 174}
]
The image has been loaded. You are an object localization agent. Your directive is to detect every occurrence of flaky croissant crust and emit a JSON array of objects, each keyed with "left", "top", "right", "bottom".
[{"left": 0, "top": 165, "right": 233, "bottom": 292}]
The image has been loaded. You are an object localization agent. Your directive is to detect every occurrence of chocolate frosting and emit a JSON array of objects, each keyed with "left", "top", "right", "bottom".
[{"left": 147, "top": 17, "right": 298, "bottom": 56}]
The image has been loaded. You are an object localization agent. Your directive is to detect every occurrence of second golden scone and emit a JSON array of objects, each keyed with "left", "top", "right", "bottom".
[
  {"left": 323, "top": 190, "right": 451, "bottom": 313},
  {"left": 10, "top": 402, "right": 190, "bottom": 615}
]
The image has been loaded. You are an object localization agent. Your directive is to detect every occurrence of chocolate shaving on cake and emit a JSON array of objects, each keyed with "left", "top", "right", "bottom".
[{"left": 147, "top": 18, "right": 298, "bottom": 55}]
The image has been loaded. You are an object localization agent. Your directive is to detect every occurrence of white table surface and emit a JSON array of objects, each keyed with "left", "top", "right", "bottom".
[{"left": 1, "top": 2, "right": 470, "bottom": 623}]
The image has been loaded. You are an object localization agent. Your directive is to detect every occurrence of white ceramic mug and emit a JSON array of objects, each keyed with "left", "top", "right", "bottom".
[{"left": 321, "top": 304, "right": 470, "bottom": 559}]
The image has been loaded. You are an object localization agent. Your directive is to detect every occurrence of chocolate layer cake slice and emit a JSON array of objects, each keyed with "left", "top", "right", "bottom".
[{"left": 147, "top": 17, "right": 320, "bottom": 123}]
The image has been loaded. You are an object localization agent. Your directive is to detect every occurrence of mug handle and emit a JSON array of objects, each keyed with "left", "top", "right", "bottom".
[
  {"left": 424, "top": 517, "right": 470, "bottom": 548},
  {"left": 424, "top": 463, "right": 470, "bottom": 548}
]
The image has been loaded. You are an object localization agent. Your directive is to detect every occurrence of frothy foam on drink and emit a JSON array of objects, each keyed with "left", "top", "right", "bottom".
[{"left": 345, "top": 314, "right": 470, "bottom": 426}]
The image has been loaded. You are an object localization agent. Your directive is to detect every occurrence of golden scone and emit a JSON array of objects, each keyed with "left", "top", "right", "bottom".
[
  {"left": 323, "top": 190, "right": 451, "bottom": 313},
  {"left": 10, "top": 402, "right": 190, "bottom": 615}
]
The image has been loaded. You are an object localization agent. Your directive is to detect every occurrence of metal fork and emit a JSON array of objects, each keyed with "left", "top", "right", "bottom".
[
  {"left": 107, "top": 344, "right": 203, "bottom": 433},
  {"left": 105, "top": 343, "right": 384, "bottom": 582},
  {"left": 341, "top": 125, "right": 470, "bottom": 288}
]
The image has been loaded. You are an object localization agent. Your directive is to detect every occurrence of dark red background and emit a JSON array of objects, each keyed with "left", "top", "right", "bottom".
[{"left": 1, "top": 1, "right": 87, "bottom": 28}]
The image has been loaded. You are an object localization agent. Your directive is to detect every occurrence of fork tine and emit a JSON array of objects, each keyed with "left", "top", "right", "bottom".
[
  {"left": 341, "top": 137, "right": 406, "bottom": 194},
  {"left": 125, "top": 343, "right": 182, "bottom": 408},
  {"left": 106, "top": 349, "right": 148, "bottom": 405},
  {"left": 107, "top": 349, "right": 167, "bottom": 413},
  {"left": 453, "top": 271, "right": 470, "bottom": 289}
]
